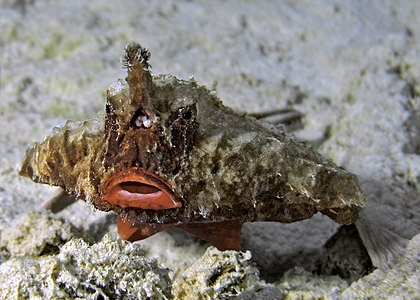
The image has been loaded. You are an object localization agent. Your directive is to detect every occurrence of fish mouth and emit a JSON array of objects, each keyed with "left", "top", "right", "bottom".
[{"left": 101, "top": 167, "right": 182, "bottom": 210}]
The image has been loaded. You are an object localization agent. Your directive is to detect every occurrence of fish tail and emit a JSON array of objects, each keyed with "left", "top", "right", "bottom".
[{"left": 355, "top": 210, "right": 409, "bottom": 269}]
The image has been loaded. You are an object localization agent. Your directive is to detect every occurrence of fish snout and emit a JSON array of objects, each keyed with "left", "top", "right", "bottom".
[{"left": 100, "top": 167, "right": 182, "bottom": 210}]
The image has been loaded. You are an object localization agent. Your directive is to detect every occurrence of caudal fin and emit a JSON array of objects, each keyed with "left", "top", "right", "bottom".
[{"left": 355, "top": 211, "right": 409, "bottom": 269}]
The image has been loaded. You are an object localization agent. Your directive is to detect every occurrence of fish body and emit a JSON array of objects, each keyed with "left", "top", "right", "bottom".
[{"left": 20, "top": 43, "right": 366, "bottom": 250}]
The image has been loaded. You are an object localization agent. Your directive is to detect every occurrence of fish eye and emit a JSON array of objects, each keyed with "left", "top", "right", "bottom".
[
  {"left": 135, "top": 114, "right": 152, "bottom": 128},
  {"left": 182, "top": 110, "right": 193, "bottom": 120}
]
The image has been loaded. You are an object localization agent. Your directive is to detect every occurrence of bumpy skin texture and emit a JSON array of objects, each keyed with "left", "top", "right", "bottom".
[{"left": 20, "top": 43, "right": 365, "bottom": 228}]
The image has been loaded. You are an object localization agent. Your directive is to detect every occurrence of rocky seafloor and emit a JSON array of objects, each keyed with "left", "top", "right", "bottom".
[{"left": 0, "top": 1, "right": 419, "bottom": 299}]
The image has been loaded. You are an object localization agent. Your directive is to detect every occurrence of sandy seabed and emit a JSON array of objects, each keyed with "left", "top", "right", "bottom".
[{"left": 0, "top": 1, "right": 419, "bottom": 299}]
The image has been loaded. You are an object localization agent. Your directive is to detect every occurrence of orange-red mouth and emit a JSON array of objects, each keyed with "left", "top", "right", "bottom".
[{"left": 101, "top": 167, "right": 182, "bottom": 210}]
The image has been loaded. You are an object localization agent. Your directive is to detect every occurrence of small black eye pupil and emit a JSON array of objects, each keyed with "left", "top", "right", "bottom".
[{"left": 183, "top": 110, "right": 192, "bottom": 119}]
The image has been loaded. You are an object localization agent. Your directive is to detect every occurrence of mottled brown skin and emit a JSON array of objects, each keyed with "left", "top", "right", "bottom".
[{"left": 20, "top": 43, "right": 366, "bottom": 250}]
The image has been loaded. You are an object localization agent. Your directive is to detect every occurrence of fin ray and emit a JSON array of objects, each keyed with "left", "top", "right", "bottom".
[{"left": 355, "top": 211, "right": 409, "bottom": 269}]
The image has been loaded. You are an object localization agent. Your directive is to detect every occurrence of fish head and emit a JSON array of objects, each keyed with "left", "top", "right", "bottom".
[{"left": 20, "top": 43, "right": 224, "bottom": 223}]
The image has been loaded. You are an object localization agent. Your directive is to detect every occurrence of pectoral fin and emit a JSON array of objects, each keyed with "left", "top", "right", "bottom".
[
  {"left": 42, "top": 189, "right": 77, "bottom": 213},
  {"left": 178, "top": 220, "right": 242, "bottom": 251},
  {"left": 117, "top": 217, "right": 242, "bottom": 251},
  {"left": 117, "top": 216, "right": 170, "bottom": 241}
]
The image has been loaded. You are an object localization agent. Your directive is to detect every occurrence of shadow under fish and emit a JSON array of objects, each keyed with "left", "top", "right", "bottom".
[{"left": 20, "top": 43, "right": 407, "bottom": 269}]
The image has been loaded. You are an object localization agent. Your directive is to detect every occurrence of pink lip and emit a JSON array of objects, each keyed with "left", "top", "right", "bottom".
[{"left": 101, "top": 167, "right": 182, "bottom": 210}]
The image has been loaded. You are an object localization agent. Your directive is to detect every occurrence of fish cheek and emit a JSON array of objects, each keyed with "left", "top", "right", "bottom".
[
  {"left": 165, "top": 106, "right": 198, "bottom": 173},
  {"left": 104, "top": 102, "right": 125, "bottom": 169}
]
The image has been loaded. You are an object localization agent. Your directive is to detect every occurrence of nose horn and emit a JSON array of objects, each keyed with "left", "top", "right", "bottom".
[{"left": 122, "top": 42, "right": 154, "bottom": 115}]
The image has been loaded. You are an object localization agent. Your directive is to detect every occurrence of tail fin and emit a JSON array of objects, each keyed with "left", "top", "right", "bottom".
[{"left": 355, "top": 211, "right": 409, "bottom": 269}]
